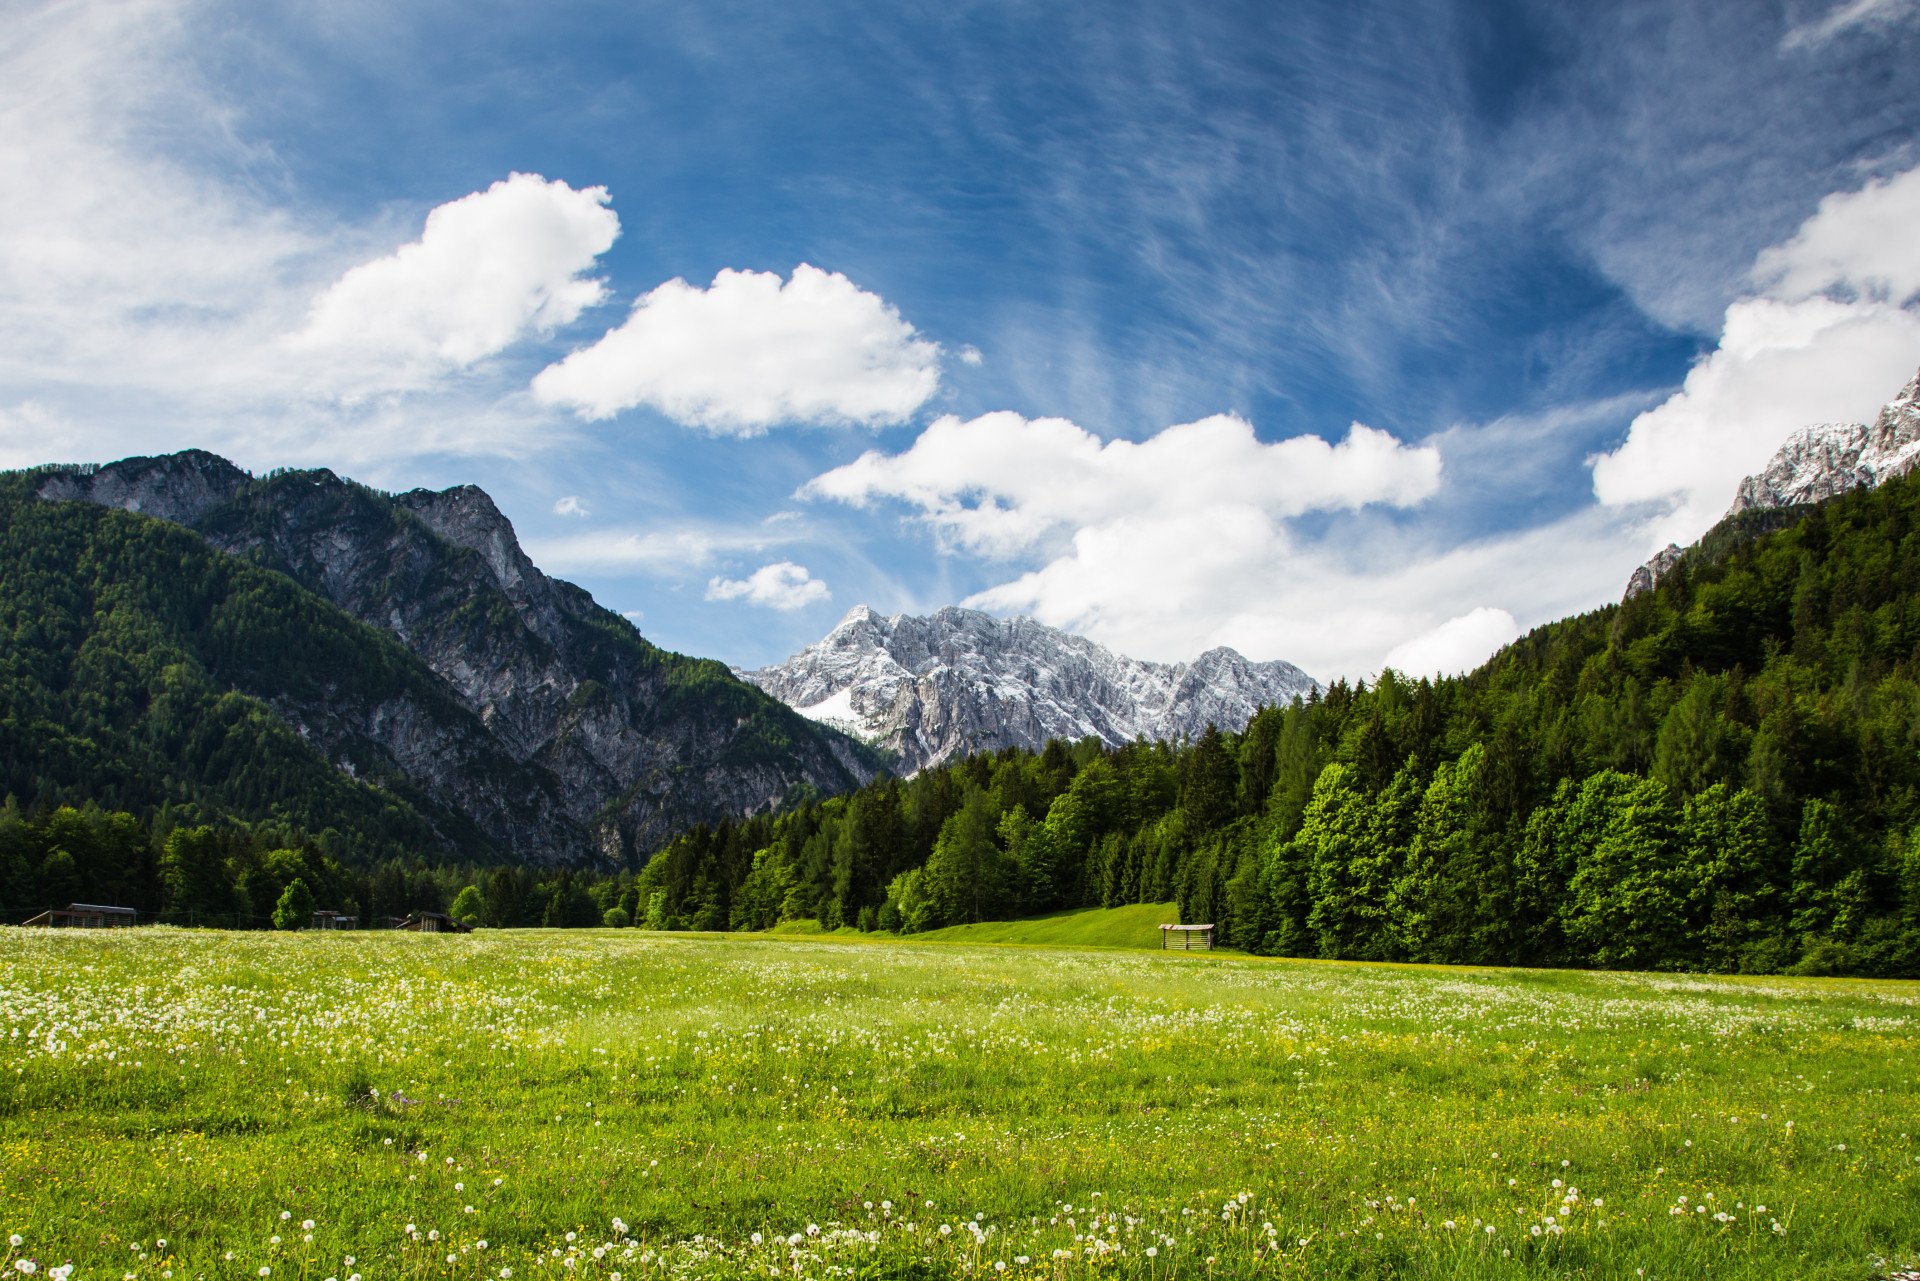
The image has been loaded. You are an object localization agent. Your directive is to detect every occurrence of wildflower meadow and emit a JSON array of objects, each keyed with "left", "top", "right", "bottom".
[{"left": 1, "top": 927, "right": 1915, "bottom": 1279}]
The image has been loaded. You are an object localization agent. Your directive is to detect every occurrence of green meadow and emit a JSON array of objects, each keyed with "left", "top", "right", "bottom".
[{"left": 2, "top": 922, "right": 1916, "bottom": 1280}]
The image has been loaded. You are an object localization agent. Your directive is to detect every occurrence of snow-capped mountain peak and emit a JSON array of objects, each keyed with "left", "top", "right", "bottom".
[
  {"left": 1625, "top": 364, "right": 1920, "bottom": 599},
  {"left": 740, "top": 605, "right": 1319, "bottom": 774}
]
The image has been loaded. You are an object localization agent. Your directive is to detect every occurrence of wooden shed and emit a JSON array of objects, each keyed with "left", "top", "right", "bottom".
[
  {"left": 1159, "top": 923, "right": 1215, "bottom": 950},
  {"left": 22, "top": 903, "right": 138, "bottom": 928},
  {"left": 396, "top": 911, "right": 471, "bottom": 934},
  {"left": 313, "top": 910, "right": 359, "bottom": 930}
]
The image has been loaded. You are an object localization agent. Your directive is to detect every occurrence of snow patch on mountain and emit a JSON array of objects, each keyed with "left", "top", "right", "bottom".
[{"left": 741, "top": 604, "right": 1319, "bottom": 775}]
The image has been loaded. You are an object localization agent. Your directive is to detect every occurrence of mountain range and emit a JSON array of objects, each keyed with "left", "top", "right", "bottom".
[
  {"left": 1626, "top": 365, "right": 1920, "bottom": 598},
  {"left": 741, "top": 605, "right": 1318, "bottom": 775},
  {"left": 7, "top": 450, "right": 1317, "bottom": 863},
  {"left": 12, "top": 452, "right": 877, "bottom": 864}
]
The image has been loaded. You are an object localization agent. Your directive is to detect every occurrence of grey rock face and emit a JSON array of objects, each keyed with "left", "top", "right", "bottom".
[
  {"left": 1622, "top": 543, "right": 1685, "bottom": 603},
  {"left": 742, "top": 604, "right": 1319, "bottom": 775},
  {"left": 36, "top": 452, "right": 875, "bottom": 863},
  {"left": 1624, "top": 365, "right": 1920, "bottom": 599},
  {"left": 34, "top": 449, "right": 248, "bottom": 527}
]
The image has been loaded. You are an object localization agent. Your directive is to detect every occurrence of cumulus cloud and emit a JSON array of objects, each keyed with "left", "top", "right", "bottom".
[
  {"left": 289, "top": 173, "right": 618, "bottom": 390},
  {"left": 1382, "top": 607, "right": 1522, "bottom": 679},
  {"left": 802, "top": 410, "right": 1450, "bottom": 672},
  {"left": 1752, "top": 166, "right": 1920, "bottom": 305},
  {"left": 1590, "top": 165, "right": 1920, "bottom": 549},
  {"left": 805, "top": 411, "right": 1440, "bottom": 558},
  {"left": 552, "top": 495, "right": 590, "bottom": 518},
  {"left": 705, "top": 562, "right": 831, "bottom": 610},
  {"left": 958, "top": 345, "right": 984, "bottom": 366},
  {"left": 532, "top": 264, "right": 940, "bottom": 432}
]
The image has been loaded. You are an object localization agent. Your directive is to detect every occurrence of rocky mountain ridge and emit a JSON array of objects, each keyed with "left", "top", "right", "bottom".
[
  {"left": 741, "top": 604, "right": 1319, "bottom": 775},
  {"left": 1625, "top": 364, "right": 1920, "bottom": 599},
  {"left": 34, "top": 451, "right": 877, "bottom": 862}
]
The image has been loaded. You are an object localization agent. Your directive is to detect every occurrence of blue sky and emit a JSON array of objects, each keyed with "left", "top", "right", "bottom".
[{"left": 4, "top": 0, "right": 1920, "bottom": 678}]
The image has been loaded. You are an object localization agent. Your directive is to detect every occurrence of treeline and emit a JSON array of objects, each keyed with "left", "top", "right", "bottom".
[
  {"left": 623, "top": 472, "right": 1920, "bottom": 977},
  {"left": 0, "top": 799, "right": 630, "bottom": 929}
]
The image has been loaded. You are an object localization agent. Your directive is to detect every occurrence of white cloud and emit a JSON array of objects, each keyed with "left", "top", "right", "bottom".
[
  {"left": 1590, "top": 165, "right": 1920, "bottom": 550},
  {"left": 289, "top": 173, "right": 618, "bottom": 391},
  {"left": 802, "top": 410, "right": 1452, "bottom": 674},
  {"left": 532, "top": 264, "right": 940, "bottom": 432},
  {"left": 1752, "top": 166, "right": 1920, "bottom": 305},
  {"left": 1382, "top": 607, "right": 1522, "bottom": 679},
  {"left": 804, "top": 411, "right": 1441, "bottom": 558},
  {"left": 0, "top": 4, "right": 616, "bottom": 470},
  {"left": 958, "top": 345, "right": 984, "bottom": 367},
  {"left": 530, "top": 528, "right": 726, "bottom": 574},
  {"left": 705, "top": 562, "right": 831, "bottom": 610},
  {"left": 552, "top": 495, "right": 590, "bottom": 518},
  {"left": 1782, "top": 0, "right": 1918, "bottom": 50},
  {"left": 526, "top": 516, "right": 813, "bottom": 576}
]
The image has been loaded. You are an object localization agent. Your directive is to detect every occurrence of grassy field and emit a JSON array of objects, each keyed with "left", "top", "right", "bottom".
[
  {"left": 1, "top": 928, "right": 1916, "bottom": 1280},
  {"left": 909, "top": 903, "right": 1179, "bottom": 950}
]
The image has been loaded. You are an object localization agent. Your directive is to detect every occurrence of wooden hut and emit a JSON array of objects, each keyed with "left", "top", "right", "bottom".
[
  {"left": 396, "top": 911, "right": 471, "bottom": 934},
  {"left": 312, "top": 910, "right": 359, "bottom": 930},
  {"left": 22, "top": 903, "right": 138, "bottom": 928}
]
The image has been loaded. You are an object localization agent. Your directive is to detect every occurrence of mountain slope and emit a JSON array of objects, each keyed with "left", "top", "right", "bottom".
[
  {"left": 1625, "top": 364, "right": 1920, "bottom": 599},
  {"left": 742, "top": 604, "right": 1318, "bottom": 774},
  {"left": 0, "top": 474, "right": 562, "bottom": 862},
  {"left": 24, "top": 451, "right": 879, "bottom": 861}
]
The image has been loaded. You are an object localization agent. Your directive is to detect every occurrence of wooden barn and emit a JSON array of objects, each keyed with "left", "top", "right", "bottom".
[{"left": 22, "top": 903, "right": 138, "bottom": 928}]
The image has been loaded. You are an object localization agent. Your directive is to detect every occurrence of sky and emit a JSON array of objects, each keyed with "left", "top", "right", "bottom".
[{"left": 3, "top": 0, "right": 1920, "bottom": 681}]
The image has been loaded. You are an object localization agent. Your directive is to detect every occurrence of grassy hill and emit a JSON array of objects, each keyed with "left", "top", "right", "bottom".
[{"left": 908, "top": 901, "right": 1180, "bottom": 949}]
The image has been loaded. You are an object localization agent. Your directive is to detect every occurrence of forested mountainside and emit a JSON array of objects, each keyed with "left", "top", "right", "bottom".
[
  {"left": 624, "top": 465, "right": 1920, "bottom": 976},
  {"left": 3, "top": 454, "right": 876, "bottom": 866}
]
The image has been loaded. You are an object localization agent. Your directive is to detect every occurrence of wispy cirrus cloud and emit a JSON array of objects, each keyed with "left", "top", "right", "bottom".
[
  {"left": 1782, "top": 0, "right": 1919, "bottom": 51},
  {"left": 0, "top": 3, "right": 630, "bottom": 475}
]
